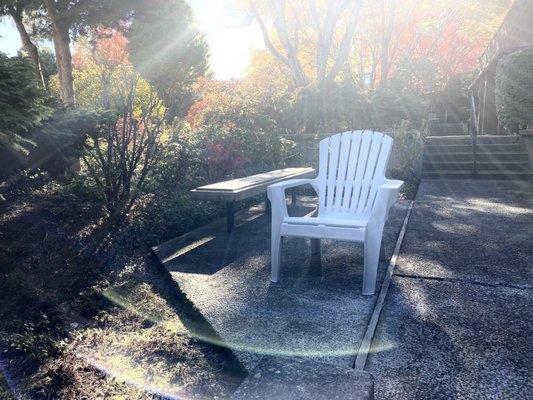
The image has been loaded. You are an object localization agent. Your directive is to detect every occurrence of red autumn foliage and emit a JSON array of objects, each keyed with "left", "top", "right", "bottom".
[{"left": 204, "top": 140, "right": 250, "bottom": 180}]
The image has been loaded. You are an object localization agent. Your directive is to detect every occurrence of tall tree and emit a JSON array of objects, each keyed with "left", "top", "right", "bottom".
[
  {"left": 240, "top": 0, "right": 362, "bottom": 87},
  {"left": 127, "top": 0, "right": 209, "bottom": 120},
  {"left": 0, "top": 0, "right": 46, "bottom": 88},
  {"left": 378, "top": 0, "right": 395, "bottom": 87},
  {"left": 39, "top": 0, "right": 134, "bottom": 106},
  {"left": 349, "top": 0, "right": 509, "bottom": 90},
  {"left": 239, "top": 0, "right": 508, "bottom": 90}
]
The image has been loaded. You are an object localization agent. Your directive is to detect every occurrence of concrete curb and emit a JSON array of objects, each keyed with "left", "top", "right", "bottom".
[
  {"left": 232, "top": 357, "right": 374, "bottom": 400},
  {"left": 352, "top": 201, "right": 414, "bottom": 370}
]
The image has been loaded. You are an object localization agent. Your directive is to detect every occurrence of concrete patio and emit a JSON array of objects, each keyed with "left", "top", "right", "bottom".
[
  {"left": 153, "top": 196, "right": 410, "bottom": 399},
  {"left": 152, "top": 179, "right": 532, "bottom": 399}
]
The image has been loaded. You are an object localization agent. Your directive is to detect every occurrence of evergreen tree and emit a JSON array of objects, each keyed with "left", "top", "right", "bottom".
[
  {"left": 0, "top": 0, "right": 46, "bottom": 87},
  {"left": 0, "top": 52, "right": 52, "bottom": 152},
  {"left": 128, "top": 0, "right": 209, "bottom": 119}
]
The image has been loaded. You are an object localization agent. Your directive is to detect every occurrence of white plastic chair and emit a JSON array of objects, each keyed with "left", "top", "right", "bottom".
[{"left": 267, "top": 131, "right": 403, "bottom": 295}]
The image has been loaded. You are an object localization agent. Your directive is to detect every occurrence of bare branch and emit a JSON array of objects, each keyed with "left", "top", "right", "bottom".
[
  {"left": 252, "top": 4, "right": 290, "bottom": 67},
  {"left": 326, "top": 1, "right": 362, "bottom": 82}
]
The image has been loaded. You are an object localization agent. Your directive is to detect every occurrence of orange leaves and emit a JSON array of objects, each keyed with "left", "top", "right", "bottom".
[
  {"left": 73, "top": 28, "right": 129, "bottom": 70},
  {"left": 353, "top": 0, "right": 508, "bottom": 88}
]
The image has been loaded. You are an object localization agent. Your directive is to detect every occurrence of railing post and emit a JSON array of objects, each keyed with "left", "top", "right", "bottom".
[{"left": 472, "top": 134, "right": 477, "bottom": 177}]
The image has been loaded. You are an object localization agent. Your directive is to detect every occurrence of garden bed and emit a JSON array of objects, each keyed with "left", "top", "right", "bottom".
[{"left": 0, "top": 178, "right": 245, "bottom": 399}]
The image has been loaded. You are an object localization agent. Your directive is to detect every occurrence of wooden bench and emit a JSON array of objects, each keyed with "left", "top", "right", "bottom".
[{"left": 190, "top": 167, "right": 316, "bottom": 232}]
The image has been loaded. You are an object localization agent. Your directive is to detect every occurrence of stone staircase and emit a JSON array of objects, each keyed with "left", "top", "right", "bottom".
[{"left": 422, "top": 135, "right": 533, "bottom": 180}]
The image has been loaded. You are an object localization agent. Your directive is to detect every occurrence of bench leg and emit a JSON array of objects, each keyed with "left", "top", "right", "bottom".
[
  {"left": 311, "top": 238, "right": 320, "bottom": 255},
  {"left": 265, "top": 194, "right": 271, "bottom": 215},
  {"left": 226, "top": 201, "right": 235, "bottom": 232}
]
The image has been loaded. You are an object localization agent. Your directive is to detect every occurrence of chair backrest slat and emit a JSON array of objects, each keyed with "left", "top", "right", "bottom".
[
  {"left": 325, "top": 133, "right": 341, "bottom": 209},
  {"left": 318, "top": 134, "right": 330, "bottom": 211},
  {"left": 347, "top": 131, "right": 372, "bottom": 214},
  {"left": 333, "top": 133, "right": 354, "bottom": 212},
  {"left": 364, "top": 135, "right": 393, "bottom": 214},
  {"left": 317, "top": 130, "right": 393, "bottom": 219},
  {"left": 356, "top": 132, "right": 383, "bottom": 214},
  {"left": 340, "top": 132, "right": 363, "bottom": 212}
]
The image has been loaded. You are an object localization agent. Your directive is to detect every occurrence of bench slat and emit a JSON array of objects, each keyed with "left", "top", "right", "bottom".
[{"left": 191, "top": 168, "right": 315, "bottom": 202}]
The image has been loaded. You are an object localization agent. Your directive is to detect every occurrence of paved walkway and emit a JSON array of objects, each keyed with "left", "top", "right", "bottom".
[{"left": 366, "top": 179, "right": 533, "bottom": 399}]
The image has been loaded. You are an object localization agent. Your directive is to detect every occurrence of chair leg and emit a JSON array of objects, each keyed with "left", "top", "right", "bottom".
[
  {"left": 362, "top": 228, "right": 384, "bottom": 295},
  {"left": 271, "top": 230, "right": 282, "bottom": 283},
  {"left": 310, "top": 238, "right": 320, "bottom": 255},
  {"left": 379, "top": 242, "right": 387, "bottom": 261}
]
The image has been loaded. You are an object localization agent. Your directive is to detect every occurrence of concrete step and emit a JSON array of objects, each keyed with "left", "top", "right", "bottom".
[
  {"left": 231, "top": 358, "right": 373, "bottom": 400},
  {"left": 426, "top": 135, "right": 519, "bottom": 145},
  {"left": 422, "top": 171, "right": 533, "bottom": 180},
  {"left": 423, "top": 161, "right": 531, "bottom": 172},
  {"left": 425, "top": 143, "right": 524, "bottom": 154},
  {"left": 423, "top": 152, "right": 529, "bottom": 163},
  {"left": 429, "top": 130, "right": 468, "bottom": 136},
  {"left": 429, "top": 123, "right": 468, "bottom": 136}
]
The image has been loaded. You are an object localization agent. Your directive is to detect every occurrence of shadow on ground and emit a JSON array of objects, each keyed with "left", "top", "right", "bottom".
[{"left": 366, "top": 179, "right": 533, "bottom": 400}]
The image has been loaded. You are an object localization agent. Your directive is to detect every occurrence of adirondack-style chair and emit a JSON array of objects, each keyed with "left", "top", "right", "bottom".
[{"left": 267, "top": 131, "right": 403, "bottom": 295}]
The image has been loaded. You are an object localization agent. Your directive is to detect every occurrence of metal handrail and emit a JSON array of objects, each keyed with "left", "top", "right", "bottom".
[{"left": 470, "top": 92, "right": 478, "bottom": 176}]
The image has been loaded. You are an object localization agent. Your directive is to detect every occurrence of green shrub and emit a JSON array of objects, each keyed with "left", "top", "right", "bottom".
[
  {"left": 431, "top": 72, "right": 473, "bottom": 123},
  {"left": 385, "top": 121, "right": 424, "bottom": 199},
  {"left": 0, "top": 53, "right": 53, "bottom": 181},
  {"left": 495, "top": 47, "right": 533, "bottom": 131},
  {"left": 0, "top": 371, "right": 13, "bottom": 400},
  {"left": 369, "top": 84, "right": 428, "bottom": 130},
  {"left": 369, "top": 58, "right": 435, "bottom": 130},
  {"left": 80, "top": 78, "right": 167, "bottom": 215},
  {"left": 28, "top": 108, "right": 106, "bottom": 177},
  {"left": 190, "top": 91, "right": 292, "bottom": 178}
]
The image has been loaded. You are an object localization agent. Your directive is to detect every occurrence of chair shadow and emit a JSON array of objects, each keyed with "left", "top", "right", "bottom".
[{"left": 159, "top": 200, "right": 317, "bottom": 276}]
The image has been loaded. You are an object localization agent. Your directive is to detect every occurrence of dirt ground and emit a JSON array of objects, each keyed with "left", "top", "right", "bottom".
[{"left": 0, "top": 177, "right": 245, "bottom": 399}]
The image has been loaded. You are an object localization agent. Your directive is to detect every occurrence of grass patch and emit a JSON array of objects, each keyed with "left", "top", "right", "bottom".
[{"left": 0, "top": 371, "right": 15, "bottom": 400}]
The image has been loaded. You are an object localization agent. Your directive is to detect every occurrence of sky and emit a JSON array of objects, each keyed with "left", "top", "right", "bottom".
[{"left": 0, "top": 0, "right": 264, "bottom": 79}]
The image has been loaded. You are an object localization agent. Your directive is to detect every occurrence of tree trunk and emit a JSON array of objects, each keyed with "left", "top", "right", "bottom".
[
  {"left": 51, "top": 20, "right": 75, "bottom": 106},
  {"left": 9, "top": 8, "right": 46, "bottom": 89},
  {"left": 379, "top": 0, "right": 395, "bottom": 88}
]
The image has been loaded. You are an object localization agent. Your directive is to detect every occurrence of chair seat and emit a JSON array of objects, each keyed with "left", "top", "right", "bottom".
[{"left": 282, "top": 215, "right": 369, "bottom": 228}]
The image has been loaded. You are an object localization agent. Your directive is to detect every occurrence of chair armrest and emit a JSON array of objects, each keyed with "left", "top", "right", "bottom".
[
  {"left": 267, "top": 178, "right": 317, "bottom": 219},
  {"left": 267, "top": 178, "right": 317, "bottom": 192},
  {"left": 380, "top": 179, "right": 403, "bottom": 210},
  {"left": 368, "top": 179, "right": 404, "bottom": 227},
  {"left": 380, "top": 179, "right": 404, "bottom": 191}
]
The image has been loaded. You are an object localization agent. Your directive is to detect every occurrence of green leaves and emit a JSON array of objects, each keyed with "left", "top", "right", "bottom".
[{"left": 495, "top": 48, "right": 533, "bottom": 131}]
